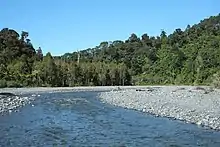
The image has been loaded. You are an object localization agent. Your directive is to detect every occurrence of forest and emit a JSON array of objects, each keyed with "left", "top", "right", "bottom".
[{"left": 0, "top": 14, "right": 220, "bottom": 88}]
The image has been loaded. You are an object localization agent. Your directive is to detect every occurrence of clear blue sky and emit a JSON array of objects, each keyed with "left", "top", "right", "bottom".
[{"left": 1, "top": 0, "right": 219, "bottom": 56}]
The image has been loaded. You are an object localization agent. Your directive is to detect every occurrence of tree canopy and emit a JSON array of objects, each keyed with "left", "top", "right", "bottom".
[{"left": 1, "top": 14, "right": 220, "bottom": 87}]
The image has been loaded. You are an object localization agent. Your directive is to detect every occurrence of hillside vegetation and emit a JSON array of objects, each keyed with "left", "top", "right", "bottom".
[{"left": 1, "top": 14, "right": 220, "bottom": 87}]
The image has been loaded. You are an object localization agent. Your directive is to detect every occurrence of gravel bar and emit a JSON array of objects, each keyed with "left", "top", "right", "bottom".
[
  {"left": 2, "top": 86, "right": 220, "bottom": 130},
  {"left": 0, "top": 86, "right": 134, "bottom": 114},
  {"left": 0, "top": 95, "right": 36, "bottom": 114},
  {"left": 99, "top": 86, "right": 220, "bottom": 130}
]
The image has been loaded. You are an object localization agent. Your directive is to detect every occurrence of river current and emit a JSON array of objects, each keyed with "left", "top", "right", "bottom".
[{"left": 0, "top": 91, "right": 220, "bottom": 147}]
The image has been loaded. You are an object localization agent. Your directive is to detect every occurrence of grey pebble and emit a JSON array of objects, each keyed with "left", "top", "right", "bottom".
[{"left": 99, "top": 86, "right": 220, "bottom": 130}]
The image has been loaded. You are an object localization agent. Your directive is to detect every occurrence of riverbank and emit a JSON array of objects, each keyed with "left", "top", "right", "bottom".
[
  {"left": 0, "top": 86, "right": 170, "bottom": 95},
  {"left": 0, "top": 86, "right": 135, "bottom": 114},
  {"left": 0, "top": 86, "right": 133, "bottom": 94},
  {"left": 1, "top": 86, "right": 220, "bottom": 131},
  {"left": 99, "top": 86, "right": 220, "bottom": 130}
]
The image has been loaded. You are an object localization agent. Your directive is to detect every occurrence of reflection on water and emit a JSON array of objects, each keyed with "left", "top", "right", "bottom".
[{"left": 0, "top": 91, "right": 220, "bottom": 147}]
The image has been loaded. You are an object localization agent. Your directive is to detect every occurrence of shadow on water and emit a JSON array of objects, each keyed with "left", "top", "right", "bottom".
[{"left": 0, "top": 91, "right": 220, "bottom": 147}]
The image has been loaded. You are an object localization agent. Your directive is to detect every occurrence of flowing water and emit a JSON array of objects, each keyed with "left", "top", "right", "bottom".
[{"left": 0, "top": 91, "right": 220, "bottom": 147}]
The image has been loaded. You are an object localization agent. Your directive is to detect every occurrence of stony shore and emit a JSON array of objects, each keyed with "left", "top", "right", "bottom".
[
  {"left": 99, "top": 86, "right": 220, "bottom": 130},
  {"left": 0, "top": 86, "right": 132, "bottom": 114},
  {"left": 1, "top": 86, "right": 220, "bottom": 131}
]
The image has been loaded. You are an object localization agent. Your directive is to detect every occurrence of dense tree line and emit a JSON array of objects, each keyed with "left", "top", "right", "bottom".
[
  {"left": 0, "top": 28, "right": 131, "bottom": 87},
  {"left": 62, "top": 14, "right": 220, "bottom": 86},
  {"left": 0, "top": 14, "right": 220, "bottom": 87}
]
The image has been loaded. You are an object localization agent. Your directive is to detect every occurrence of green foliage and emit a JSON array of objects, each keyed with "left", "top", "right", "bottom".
[
  {"left": 1, "top": 14, "right": 220, "bottom": 87},
  {"left": 0, "top": 79, "right": 7, "bottom": 88},
  {"left": 6, "top": 81, "right": 22, "bottom": 88},
  {"left": 59, "top": 14, "right": 219, "bottom": 86},
  {"left": 212, "top": 71, "right": 220, "bottom": 88}
]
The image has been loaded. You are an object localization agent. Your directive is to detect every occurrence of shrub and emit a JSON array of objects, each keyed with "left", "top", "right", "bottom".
[
  {"left": 211, "top": 71, "right": 220, "bottom": 88},
  {"left": 6, "top": 81, "right": 22, "bottom": 88},
  {"left": 0, "top": 79, "right": 7, "bottom": 88}
]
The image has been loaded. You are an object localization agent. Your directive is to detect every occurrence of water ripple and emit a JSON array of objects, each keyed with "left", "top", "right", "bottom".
[{"left": 0, "top": 91, "right": 220, "bottom": 146}]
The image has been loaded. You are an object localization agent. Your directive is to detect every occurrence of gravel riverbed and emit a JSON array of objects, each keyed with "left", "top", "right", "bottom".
[
  {"left": 0, "top": 86, "right": 120, "bottom": 114},
  {"left": 99, "top": 86, "right": 220, "bottom": 130},
  {"left": 0, "top": 95, "right": 36, "bottom": 114},
  {"left": 1, "top": 86, "right": 220, "bottom": 130}
]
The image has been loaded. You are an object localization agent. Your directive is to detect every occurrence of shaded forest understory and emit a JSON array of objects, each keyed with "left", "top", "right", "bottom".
[{"left": 1, "top": 14, "right": 220, "bottom": 87}]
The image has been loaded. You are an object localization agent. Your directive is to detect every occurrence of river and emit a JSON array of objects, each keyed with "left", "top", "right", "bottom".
[{"left": 0, "top": 91, "right": 220, "bottom": 147}]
